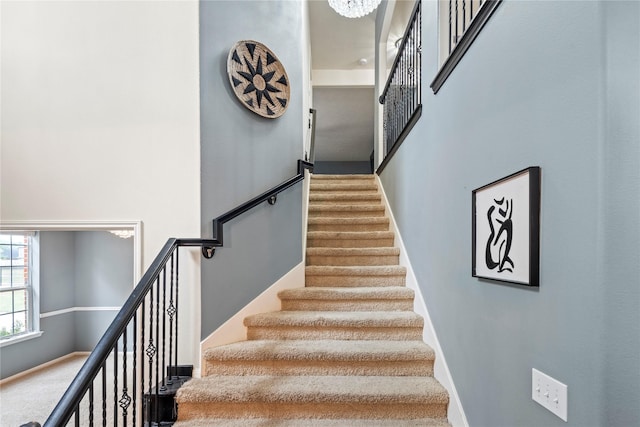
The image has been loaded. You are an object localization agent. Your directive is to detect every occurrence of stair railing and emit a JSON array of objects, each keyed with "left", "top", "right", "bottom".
[
  {"left": 43, "top": 238, "right": 215, "bottom": 427},
  {"left": 378, "top": 0, "right": 422, "bottom": 174},
  {"left": 39, "top": 159, "right": 313, "bottom": 426},
  {"left": 207, "top": 159, "right": 314, "bottom": 256}
]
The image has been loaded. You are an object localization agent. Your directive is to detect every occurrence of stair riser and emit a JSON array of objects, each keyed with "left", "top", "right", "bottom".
[
  {"left": 205, "top": 360, "right": 433, "bottom": 377},
  {"left": 177, "top": 401, "right": 448, "bottom": 421},
  {"left": 309, "top": 210, "right": 386, "bottom": 218},
  {"left": 246, "top": 326, "right": 423, "bottom": 341},
  {"left": 308, "top": 223, "right": 389, "bottom": 232},
  {"left": 281, "top": 299, "right": 414, "bottom": 312},
  {"left": 305, "top": 275, "right": 406, "bottom": 286},
  {"left": 306, "top": 255, "right": 400, "bottom": 266},
  {"left": 307, "top": 238, "right": 394, "bottom": 248}
]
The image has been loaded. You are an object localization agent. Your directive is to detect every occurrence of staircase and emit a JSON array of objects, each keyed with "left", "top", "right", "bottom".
[{"left": 174, "top": 174, "right": 450, "bottom": 426}]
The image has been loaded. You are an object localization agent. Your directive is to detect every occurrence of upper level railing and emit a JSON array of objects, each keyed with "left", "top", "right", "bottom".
[
  {"left": 41, "top": 158, "right": 314, "bottom": 426},
  {"left": 378, "top": 0, "right": 422, "bottom": 174},
  {"left": 431, "top": 0, "right": 502, "bottom": 93}
]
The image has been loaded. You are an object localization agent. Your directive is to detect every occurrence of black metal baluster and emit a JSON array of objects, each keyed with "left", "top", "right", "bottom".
[
  {"left": 470, "top": 0, "right": 474, "bottom": 22},
  {"left": 161, "top": 267, "right": 167, "bottom": 392},
  {"left": 113, "top": 344, "right": 118, "bottom": 427},
  {"left": 147, "top": 286, "right": 155, "bottom": 424},
  {"left": 140, "top": 299, "right": 145, "bottom": 425},
  {"left": 174, "top": 249, "right": 179, "bottom": 375},
  {"left": 120, "top": 328, "right": 131, "bottom": 426},
  {"left": 89, "top": 383, "right": 94, "bottom": 427},
  {"left": 462, "top": 0, "right": 467, "bottom": 32},
  {"left": 455, "top": 0, "right": 459, "bottom": 46},
  {"left": 418, "top": 2, "right": 422, "bottom": 106},
  {"left": 155, "top": 276, "right": 160, "bottom": 424},
  {"left": 75, "top": 405, "right": 80, "bottom": 426},
  {"left": 102, "top": 363, "right": 107, "bottom": 427},
  {"left": 132, "top": 311, "right": 137, "bottom": 427},
  {"left": 449, "top": 0, "right": 453, "bottom": 54},
  {"left": 168, "top": 253, "right": 175, "bottom": 384}
]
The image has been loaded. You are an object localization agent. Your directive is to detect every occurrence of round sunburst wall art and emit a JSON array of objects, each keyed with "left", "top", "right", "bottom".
[{"left": 227, "top": 40, "right": 290, "bottom": 119}]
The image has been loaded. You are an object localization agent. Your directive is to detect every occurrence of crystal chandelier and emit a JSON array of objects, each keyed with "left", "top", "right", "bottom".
[
  {"left": 109, "top": 229, "right": 134, "bottom": 239},
  {"left": 328, "top": 0, "right": 382, "bottom": 18}
]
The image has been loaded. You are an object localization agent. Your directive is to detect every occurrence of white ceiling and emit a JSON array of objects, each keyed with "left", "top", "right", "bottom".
[{"left": 308, "top": 0, "right": 416, "bottom": 163}]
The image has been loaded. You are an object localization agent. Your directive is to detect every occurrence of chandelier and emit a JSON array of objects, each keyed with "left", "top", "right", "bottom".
[{"left": 328, "top": 0, "right": 382, "bottom": 18}]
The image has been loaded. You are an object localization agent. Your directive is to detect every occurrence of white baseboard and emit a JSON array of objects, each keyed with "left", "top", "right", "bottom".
[
  {"left": 376, "top": 176, "right": 469, "bottom": 427},
  {"left": 200, "top": 262, "right": 305, "bottom": 366},
  {"left": 0, "top": 351, "right": 90, "bottom": 386}
]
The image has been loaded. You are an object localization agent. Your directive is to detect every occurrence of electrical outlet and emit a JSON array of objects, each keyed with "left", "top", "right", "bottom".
[{"left": 532, "top": 368, "right": 568, "bottom": 422}]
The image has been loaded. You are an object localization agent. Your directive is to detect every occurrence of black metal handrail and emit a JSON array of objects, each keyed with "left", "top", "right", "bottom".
[
  {"left": 208, "top": 159, "right": 313, "bottom": 255},
  {"left": 40, "top": 161, "right": 314, "bottom": 426},
  {"left": 377, "top": 0, "right": 422, "bottom": 174},
  {"left": 43, "top": 238, "right": 216, "bottom": 427}
]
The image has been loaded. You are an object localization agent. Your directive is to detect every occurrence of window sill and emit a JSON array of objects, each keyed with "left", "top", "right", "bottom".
[{"left": 0, "top": 331, "right": 44, "bottom": 348}]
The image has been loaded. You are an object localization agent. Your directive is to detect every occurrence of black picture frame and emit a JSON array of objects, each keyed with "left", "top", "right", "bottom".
[{"left": 472, "top": 167, "right": 541, "bottom": 287}]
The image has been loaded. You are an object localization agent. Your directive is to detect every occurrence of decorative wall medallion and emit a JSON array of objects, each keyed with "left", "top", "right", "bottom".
[{"left": 227, "top": 40, "right": 290, "bottom": 119}]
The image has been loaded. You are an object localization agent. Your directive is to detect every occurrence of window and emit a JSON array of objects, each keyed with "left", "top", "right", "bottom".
[{"left": 0, "top": 233, "right": 36, "bottom": 340}]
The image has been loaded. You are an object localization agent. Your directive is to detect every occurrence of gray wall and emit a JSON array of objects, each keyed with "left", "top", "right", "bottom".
[
  {"left": 0, "top": 231, "right": 133, "bottom": 378},
  {"left": 378, "top": 1, "right": 639, "bottom": 426},
  {"left": 199, "top": 1, "right": 305, "bottom": 339}
]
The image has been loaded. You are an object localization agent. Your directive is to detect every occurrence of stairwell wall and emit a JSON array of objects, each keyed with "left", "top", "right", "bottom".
[
  {"left": 199, "top": 1, "right": 307, "bottom": 339},
  {"left": 377, "top": 1, "right": 639, "bottom": 426}
]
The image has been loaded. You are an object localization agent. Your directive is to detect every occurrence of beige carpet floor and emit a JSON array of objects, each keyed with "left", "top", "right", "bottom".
[{"left": 0, "top": 353, "right": 134, "bottom": 427}]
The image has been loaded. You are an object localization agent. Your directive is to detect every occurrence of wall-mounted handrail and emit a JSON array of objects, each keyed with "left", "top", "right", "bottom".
[
  {"left": 308, "top": 109, "right": 317, "bottom": 164},
  {"left": 208, "top": 159, "right": 313, "bottom": 254}
]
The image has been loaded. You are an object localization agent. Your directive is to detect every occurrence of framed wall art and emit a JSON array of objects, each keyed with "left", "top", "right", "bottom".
[{"left": 472, "top": 167, "right": 541, "bottom": 287}]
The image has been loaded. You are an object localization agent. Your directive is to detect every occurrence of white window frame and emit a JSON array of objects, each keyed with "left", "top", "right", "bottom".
[{"left": 0, "top": 231, "right": 40, "bottom": 346}]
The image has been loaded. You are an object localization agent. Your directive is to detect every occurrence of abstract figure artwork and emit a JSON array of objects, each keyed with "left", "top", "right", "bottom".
[
  {"left": 472, "top": 167, "right": 541, "bottom": 286},
  {"left": 227, "top": 40, "right": 290, "bottom": 119}
]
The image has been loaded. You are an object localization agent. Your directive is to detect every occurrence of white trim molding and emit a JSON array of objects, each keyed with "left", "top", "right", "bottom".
[
  {"left": 376, "top": 175, "right": 469, "bottom": 427},
  {"left": 40, "top": 306, "right": 121, "bottom": 319}
]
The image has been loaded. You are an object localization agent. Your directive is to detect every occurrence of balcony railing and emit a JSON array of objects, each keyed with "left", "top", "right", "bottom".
[
  {"left": 378, "top": 0, "right": 422, "bottom": 174},
  {"left": 431, "top": 0, "right": 502, "bottom": 93}
]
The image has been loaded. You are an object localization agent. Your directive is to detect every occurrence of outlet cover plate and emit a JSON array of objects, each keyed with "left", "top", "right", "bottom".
[{"left": 532, "top": 368, "right": 568, "bottom": 421}]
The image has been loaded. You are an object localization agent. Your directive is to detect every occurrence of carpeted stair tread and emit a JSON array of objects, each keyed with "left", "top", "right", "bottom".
[
  {"left": 307, "top": 231, "right": 394, "bottom": 240},
  {"left": 307, "top": 247, "right": 400, "bottom": 256},
  {"left": 308, "top": 204, "right": 385, "bottom": 214},
  {"left": 310, "top": 183, "right": 378, "bottom": 192},
  {"left": 309, "top": 192, "right": 381, "bottom": 202},
  {"left": 306, "top": 265, "right": 406, "bottom": 276},
  {"left": 203, "top": 340, "right": 434, "bottom": 362},
  {"left": 244, "top": 311, "right": 423, "bottom": 328},
  {"left": 279, "top": 287, "right": 414, "bottom": 311},
  {"left": 176, "top": 375, "right": 448, "bottom": 405},
  {"left": 311, "top": 174, "right": 375, "bottom": 180},
  {"left": 279, "top": 286, "right": 414, "bottom": 301},
  {"left": 174, "top": 417, "right": 451, "bottom": 426},
  {"left": 308, "top": 217, "right": 389, "bottom": 225}
]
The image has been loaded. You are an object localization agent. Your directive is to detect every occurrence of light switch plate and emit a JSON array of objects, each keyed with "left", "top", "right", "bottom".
[{"left": 532, "top": 368, "right": 568, "bottom": 422}]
